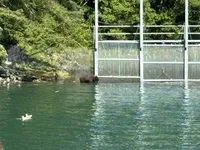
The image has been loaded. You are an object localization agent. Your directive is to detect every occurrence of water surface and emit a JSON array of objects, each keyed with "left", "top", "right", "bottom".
[{"left": 0, "top": 82, "right": 200, "bottom": 149}]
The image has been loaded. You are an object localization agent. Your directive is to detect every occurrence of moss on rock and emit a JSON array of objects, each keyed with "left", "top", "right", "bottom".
[{"left": 0, "top": 44, "right": 7, "bottom": 64}]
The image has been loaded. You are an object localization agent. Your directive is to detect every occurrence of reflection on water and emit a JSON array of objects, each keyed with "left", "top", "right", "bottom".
[
  {"left": 1, "top": 83, "right": 200, "bottom": 149},
  {"left": 181, "top": 88, "right": 191, "bottom": 149},
  {"left": 91, "top": 83, "right": 200, "bottom": 149},
  {"left": 91, "top": 83, "right": 141, "bottom": 149}
]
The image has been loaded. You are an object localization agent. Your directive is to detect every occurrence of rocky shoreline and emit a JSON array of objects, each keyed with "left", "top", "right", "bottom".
[
  {"left": 0, "top": 45, "right": 92, "bottom": 85},
  {"left": 0, "top": 64, "right": 72, "bottom": 85},
  {"left": 0, "top": 66, "right": 21, "bottom": 84}
]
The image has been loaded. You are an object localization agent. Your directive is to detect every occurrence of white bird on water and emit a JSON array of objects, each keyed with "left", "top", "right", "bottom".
[{"left": 21, "top": 113, "right": 32, "bottom": 121}]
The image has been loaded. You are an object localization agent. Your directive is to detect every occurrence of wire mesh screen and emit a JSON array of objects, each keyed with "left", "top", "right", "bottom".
[
  {"left": 98, "top": 60, "right": 139, "bottom": 76},
  {"left": 189, "top": 46, "right": 200, "bottom": 62},
  {"left": 143, "top": 46, "right": 184, "bottom": 80},
  {"left": 144, "top": 46, "right": 184, "bottom": 62},
  {"left": 98, "top": 41, "right": 139, "bottom": 77},
  {"left": 144, "top": 63, "right": 184, "bottom": 80},
  {"left": 189, "top": 46, "right": 200, "bottom": 79}
]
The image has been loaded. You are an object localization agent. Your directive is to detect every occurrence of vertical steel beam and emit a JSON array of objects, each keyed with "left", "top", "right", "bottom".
[
  {"left": 95, "top": 0, "right": 99, "bottom": 76},
  {"left": 184, "top": 0, "right": 188, "bottom": 88},
  {"left": 140, "top": 0, "right": 144, "bottom": 83}
]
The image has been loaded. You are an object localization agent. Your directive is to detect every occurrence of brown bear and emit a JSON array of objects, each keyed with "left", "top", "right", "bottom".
[{"left": 80, "top": 75, "right": 99, "bottom": 83}]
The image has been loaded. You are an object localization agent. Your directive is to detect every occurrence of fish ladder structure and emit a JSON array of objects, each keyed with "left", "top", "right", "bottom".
[{"left": 94, "top": 0, "right": 200, "bottom": 85}]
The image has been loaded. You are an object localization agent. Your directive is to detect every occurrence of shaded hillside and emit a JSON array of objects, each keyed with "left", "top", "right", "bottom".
[{"left": 0, "top": 0, "right": 93, "bottom": 82}]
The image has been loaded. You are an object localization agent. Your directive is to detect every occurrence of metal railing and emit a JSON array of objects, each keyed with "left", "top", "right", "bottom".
[
  {"left": 94, "top": 0, "right": 200, "bottom": 84},
  {"left": 95, "top": 24, "right": 200, "bottom": 82}
]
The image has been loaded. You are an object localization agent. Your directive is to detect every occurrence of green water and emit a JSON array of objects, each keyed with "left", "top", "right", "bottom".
[{"left": 0, "top": 82, "right": 200, "bottom": 149}]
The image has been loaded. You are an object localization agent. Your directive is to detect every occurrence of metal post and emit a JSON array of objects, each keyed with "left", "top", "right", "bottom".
[
  {"left": 184, "top": 0, "right": 188, "bottom": 87},
  {"left": 95, "top": 0, "right": 99, "bottom": 76},
  {"left": 140, "top": 0, "right": 144, "bottom": 83}
]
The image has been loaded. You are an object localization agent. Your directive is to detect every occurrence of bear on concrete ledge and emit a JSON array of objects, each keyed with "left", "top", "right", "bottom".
[{"left": 80, "top": 75, "right": 99, "bottom": 83}]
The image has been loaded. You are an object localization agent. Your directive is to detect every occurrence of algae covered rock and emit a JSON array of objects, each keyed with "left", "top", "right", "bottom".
[
  {"left": 55, "top": 70, "right": 70, "bottom": 80},
  {"left": 0, "top": 44, "right": 7, "bottom": 65}
]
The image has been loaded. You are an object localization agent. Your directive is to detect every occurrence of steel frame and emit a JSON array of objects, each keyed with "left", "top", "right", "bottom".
[{"left": 94, "top": 0, "right": 200, "bottom": 85}]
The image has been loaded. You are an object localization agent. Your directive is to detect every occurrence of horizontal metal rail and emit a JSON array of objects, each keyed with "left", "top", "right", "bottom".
[
  {"left": 188, "top": 62, "right": 200, "bottom": 64},
  {"left": 144, "top": 79, "right": 200, "bottom": 82},
  {"left": 143, "top": 62, "right": 184, "bottom": 64},
  {"left": 98, "top": 60, "right": 200, "bottom": 64},
  {"left": 99, "top": 33, "right": 135, "bottom": 35},
  {"left": 99, "top": 75, "right": 140, "bottom": 79},
  {"left": 99, "top": 32, "right": 200, "bottom": 35},
  {"left": 99, "top": 40, "right": 200, "bottom": 42},
  {"left": 98, "top": 25, "right": 139, "bottom": 28},
  {"left": 188, "top": 79, "right": 200, "bottom": 82},
  {"left": 144, "top": 40, "right": 183, "bottom": 43},
  {"left": 98, "top": 40, "right": 139, "bottom": 43},
  {"left": 189, "top": 40, "right": 200, "bottom": 43},
  {"left": 98, "top": 25, "right": 200, "bottom": 28},
  {"left": 143, "top": 44, "right": 184, "bottom": 47},
  {"left": 98, "top": 40, "right": 200, "bottom": 45},
  {"left": 144, "top": 79, "right": 184, "bottom": 82},
  {"left": 144, "top": 44, "right": 200, "bottom": 46},
  {"left": 99, "top": 58, "right": 139, "bottom": 61},
  {"left": 98, "top": 60, "right": 200, "bottom": 63},
  {"left": 188, "top": 44, "right": 200, "bottom": 46}
]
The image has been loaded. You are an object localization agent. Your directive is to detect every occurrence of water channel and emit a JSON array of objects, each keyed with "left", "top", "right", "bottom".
[{"left": 0, "top": 82, "right": 200, "bottom": 149}]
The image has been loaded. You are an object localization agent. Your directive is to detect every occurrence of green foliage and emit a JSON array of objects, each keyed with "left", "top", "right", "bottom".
[
  {"left": 54, "top": 0, "right": 80, "bottom": 11},
  {"left": 0, "top": 8, "right": 27, "bottom": 45},
  {"left": 0, "top": 0, "right": 92, "bottom": 68},
  {"left": 99, "top": 0, "right": 140, "bottom": 24}
]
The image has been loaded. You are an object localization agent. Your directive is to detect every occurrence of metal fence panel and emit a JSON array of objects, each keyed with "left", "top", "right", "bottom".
[
  {"left": 98, "top": 41, "right": 139, "bottom": 78},
  {"left": 97, "top": 41, "right": 200, "bottom": 81},
  {"left": 143, "top": 46, "right": 184, "bottom": 80},
  {"left": 144, "top": 46, "right": 184, "bottom": 62},
  {"left": 144, "top": 63, "right": 184, "bottom": 80},
  {"left": 189, "top": 46, "right": 200, "bottom": 79}
]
